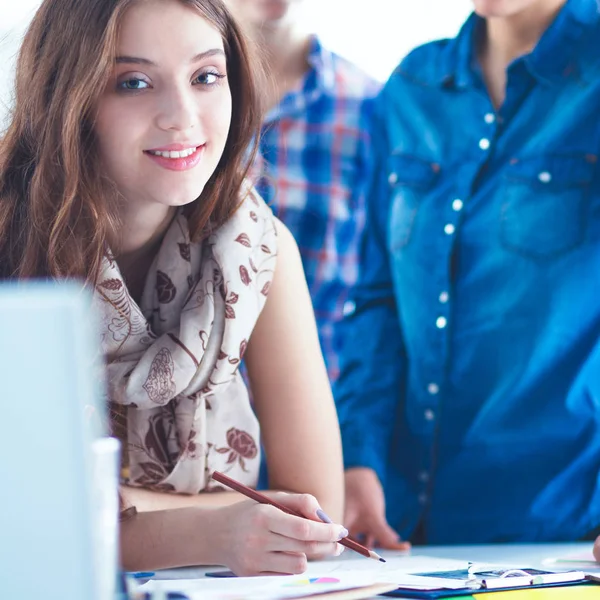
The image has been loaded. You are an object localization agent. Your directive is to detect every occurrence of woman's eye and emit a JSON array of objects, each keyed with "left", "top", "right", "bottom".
[
  {"left": 117, "top": 78, "right": 150, "bottom": 91},
  {"left": 193, "top": 71, "right": 224, "bottom": 86}
]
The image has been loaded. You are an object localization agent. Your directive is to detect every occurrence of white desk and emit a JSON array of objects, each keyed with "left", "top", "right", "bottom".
[
  {"left": 152, "top": 542, "right": 597, "bottom": 598},
  {"left": 393, "top": 542, "right": 593, "bottom": 569}
]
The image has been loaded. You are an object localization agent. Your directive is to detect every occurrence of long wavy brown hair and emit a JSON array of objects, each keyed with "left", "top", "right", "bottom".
[{"left": 0, "top": 0, "right": 261, "bottom": 283}]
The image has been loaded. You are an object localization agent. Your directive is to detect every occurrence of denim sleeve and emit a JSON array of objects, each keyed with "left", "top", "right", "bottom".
[{"left": 333, "top": 95, "right": 407, "bottom": 485}]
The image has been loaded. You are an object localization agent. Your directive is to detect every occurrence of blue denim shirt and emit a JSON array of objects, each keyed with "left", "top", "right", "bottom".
[{"left": 334, "top": 0, "right": 600, "bottom": 544}]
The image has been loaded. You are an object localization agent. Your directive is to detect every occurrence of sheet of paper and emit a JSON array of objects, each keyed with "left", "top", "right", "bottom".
[
  {"left": 141, "top": 573, "right": 469, "bottom": 600},
  {"left": 545, "top": 550, "right": 595, "bottom": 562},
  {"left": 141, "top": 573, "right": 383, "bottom": 600},
  {"left": 543, "top": 550, "right": 600, "bottom": 573},
  {"left": 304, "top": 554, "right": 472, "bottom": 583}
]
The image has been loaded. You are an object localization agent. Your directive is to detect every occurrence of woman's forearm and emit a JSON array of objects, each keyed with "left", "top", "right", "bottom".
[
  {"left": 122, "top": 485, "right": 245, "bottom": 511},
  {"left": 120, "top": 507, "right": 221, "bottom": 571},
  {"left": 121, "top": 494, "right": 347, "bottom": 575},
  {"left": 244, "top": 221, "right": 345, "bottom": 523}
]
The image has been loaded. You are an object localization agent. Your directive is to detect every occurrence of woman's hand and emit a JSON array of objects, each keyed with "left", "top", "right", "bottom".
[
  {"left": 210, "top": 492, "right": 347, "bottom": 576},
  {"left": 345, "top": 468, "right": 410, "bottom": 551}
]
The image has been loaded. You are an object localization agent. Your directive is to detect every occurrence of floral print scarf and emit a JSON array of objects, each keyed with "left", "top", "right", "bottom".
[{"left": 94, "top": 192, "right": 277, "bottom": 493}]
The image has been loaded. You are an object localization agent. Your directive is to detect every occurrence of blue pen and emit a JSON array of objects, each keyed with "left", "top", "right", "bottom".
[
  {"left": 138, "top": 593, "right": 190, "bottom": 599},
  {"left": 129, "top": 571, "right": 155, "bottom": 579},
  {"left": 123, "top": 572, "right": 190, "bottom": 599}
]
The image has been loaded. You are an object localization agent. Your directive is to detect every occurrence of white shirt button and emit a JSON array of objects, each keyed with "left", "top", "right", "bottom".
[
  {"left": 419, "top": 471, "right": 430, "bottom": 483},
  {"left": 436, "top": 316, "right": 447, "bottom": 329},
  {"left": 444, "top": 223, "right": 455, "bottom": 235},
  {"left": 388, "top": 172, "right": 398, "bottom": 185},
  {"left": 418, "top": 492, "right": 428, "bottom": 505},
  {"left": 342, "top": 300, "right": 356, "bottom": 316},
  {"left": 538, "top": 171, "right": 552, "bottom": 183},
  {"left": 439, "top": 291, "right": 449, "bottom": 304},
  {"left": 452, "top": 199, "right": 463, "bottom": 212},
  {"left": 427, "top": 383, "right": 439, "bottom": 395},
  {"left": 424, "top": 409, "right": 435, "bottom": 421},
  {"left": 484, "top": 113, "right": 495, "bottom": 124},
  {"left": 479, "top": 138, "right": 491, "bottom": 150}
]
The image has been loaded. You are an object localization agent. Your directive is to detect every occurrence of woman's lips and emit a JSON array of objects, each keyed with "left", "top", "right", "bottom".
[{"left": 144, "top": 144, "right": 205, "bottom": 172}]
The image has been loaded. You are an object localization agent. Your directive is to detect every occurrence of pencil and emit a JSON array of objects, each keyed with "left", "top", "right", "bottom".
[{"left": 211, "top": 470, "right": 385, "bottom": 563}]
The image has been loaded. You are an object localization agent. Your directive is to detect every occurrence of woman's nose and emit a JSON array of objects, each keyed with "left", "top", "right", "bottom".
[{"left": 155, "top": 86, "right": 200, "bottom": 132}]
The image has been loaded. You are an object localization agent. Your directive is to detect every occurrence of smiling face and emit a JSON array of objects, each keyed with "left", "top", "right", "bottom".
[{"left": 95, "top": 0, "right": 232, "bottom": 215}]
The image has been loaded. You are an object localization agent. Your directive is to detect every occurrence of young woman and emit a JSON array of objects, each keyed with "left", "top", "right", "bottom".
[{"left": 0, "top": 0, "right": 345, "bottom": 575}]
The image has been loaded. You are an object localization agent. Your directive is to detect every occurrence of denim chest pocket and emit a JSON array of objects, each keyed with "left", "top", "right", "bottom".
[
  {"left": 388, "top": 154, "right": 440, "bottom": 250},
  {"left": 500, "top": 154, "right": 596, "bottom": 260}
]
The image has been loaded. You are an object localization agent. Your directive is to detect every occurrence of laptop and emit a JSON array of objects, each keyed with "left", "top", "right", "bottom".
[{"left": 0, "top": 281, "right": 116, "bottom": 600}]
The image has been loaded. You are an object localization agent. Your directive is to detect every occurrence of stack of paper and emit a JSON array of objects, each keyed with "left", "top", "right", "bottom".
[
  {"left": 140, "top": 557, "right": 479, "bottom": 599},
  {"left": 140, "top": 573, "right": 395, "bottom": 600},
  {"left": 140, "top": 555, "right": 597, "bottom": 600}
]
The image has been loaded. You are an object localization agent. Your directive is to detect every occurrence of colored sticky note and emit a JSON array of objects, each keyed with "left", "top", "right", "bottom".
[
  {"left": 474, "top": 586, "right": 600, "bottom": 599},
  {"left": 284, "top": 577, "right": 341, "bottom": 587}
]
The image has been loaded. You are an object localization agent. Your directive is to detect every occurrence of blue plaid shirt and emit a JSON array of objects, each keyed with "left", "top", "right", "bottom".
[{"left": 254, "top": 36, "right": 380, "bottom": 381}]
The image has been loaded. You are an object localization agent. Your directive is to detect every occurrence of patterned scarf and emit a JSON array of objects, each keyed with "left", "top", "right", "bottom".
[{"left": 93, "top": 192, "right": 277, "bottom": 493}]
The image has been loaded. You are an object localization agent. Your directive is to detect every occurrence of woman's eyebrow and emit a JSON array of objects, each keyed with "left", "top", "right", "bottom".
[{"left": 115, "top": 48, "right": 226, "bottom": 66}]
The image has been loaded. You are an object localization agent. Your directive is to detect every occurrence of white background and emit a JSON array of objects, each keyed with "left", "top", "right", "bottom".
[
  {"left": 302, "top": 0, "right": 472, "bottom": 80},
  {"left": 0, "top": 0, "right": 473, "bottom": 126}
]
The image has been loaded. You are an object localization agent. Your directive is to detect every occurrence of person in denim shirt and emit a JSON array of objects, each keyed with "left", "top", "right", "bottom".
[{"left": 335, "top": 0, "right": 600, "bottom": 547}]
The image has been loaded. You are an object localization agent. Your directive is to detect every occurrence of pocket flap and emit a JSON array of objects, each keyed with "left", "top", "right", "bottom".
[
  {"left": 387, "top": 153, "right": 441, "bottom": 189},
  {"left": 505, "top": 154, "right": 596, "bottom": 187}
]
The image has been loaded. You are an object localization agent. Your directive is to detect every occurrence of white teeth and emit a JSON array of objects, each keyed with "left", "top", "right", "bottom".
[{"left": 148, "top": 147, "right": 197, "bottom": 159}]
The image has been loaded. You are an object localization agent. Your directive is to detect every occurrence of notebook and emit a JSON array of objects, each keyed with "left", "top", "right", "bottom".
[
  {"left": 394, "top": 586, "right": 600, "bottom": 599},
  {"left": 384, "top": 566, "right": 590, "bottom": 598}
]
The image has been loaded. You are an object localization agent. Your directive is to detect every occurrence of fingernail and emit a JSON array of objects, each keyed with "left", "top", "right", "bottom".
[
  {"left": 316, "top": 509, "right": 333, "bottom": 524},
  {"left": 338, "top": 527, "right": 349, "bottom": 541},
  {"left": 336, "top": 543, "right": 345, "bottom": 556}
]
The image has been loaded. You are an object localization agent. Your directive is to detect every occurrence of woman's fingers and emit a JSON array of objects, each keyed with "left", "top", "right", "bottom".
[
  {"left": 268, "top": 532, "right": 345, "bottom": 558},
  {"left": 258, "top": 551, "right": 309, "bottom": 575},
  {"left": 269, "top": 492, "right": 325, "bottom": 521},
  {"left": 265, "top": 505, "right": 347, "bottom": 542}
]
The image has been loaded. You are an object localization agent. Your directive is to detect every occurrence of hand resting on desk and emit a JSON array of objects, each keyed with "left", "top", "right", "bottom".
[{"left": 344, "top": 467, "right": 411, "bottom": 551}]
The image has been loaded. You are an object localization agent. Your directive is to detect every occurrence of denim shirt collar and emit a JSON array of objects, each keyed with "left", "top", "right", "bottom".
[
  {"left": 437, "top": 0, "right": 599, "bottom": 90},
  {"left": 264, "top": 35, "right": 334, "bottom": 125}
]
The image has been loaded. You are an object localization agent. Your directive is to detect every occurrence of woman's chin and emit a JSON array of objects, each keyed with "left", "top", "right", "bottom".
[{"left": 150, "top": 187, "right": 206, "bottom": 210}]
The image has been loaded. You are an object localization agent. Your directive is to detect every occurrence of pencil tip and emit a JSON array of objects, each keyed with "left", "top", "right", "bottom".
[{"left": 379, "top": 558, "right": 386, "bottom": 563}]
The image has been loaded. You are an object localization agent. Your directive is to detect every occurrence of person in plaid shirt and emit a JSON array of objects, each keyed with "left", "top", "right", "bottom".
[{"left": 227, "top": 0, "right": 380, "bottom": 382}]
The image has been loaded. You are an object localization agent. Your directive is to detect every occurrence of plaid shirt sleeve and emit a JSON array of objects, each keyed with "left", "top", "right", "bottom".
[{"left": 254, "top": 39, "right": 381, "bottom": 382}]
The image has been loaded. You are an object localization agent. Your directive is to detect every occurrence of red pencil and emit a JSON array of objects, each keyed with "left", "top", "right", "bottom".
[{"left": 211, "top": 470, "right": 385, "bottom": 562}]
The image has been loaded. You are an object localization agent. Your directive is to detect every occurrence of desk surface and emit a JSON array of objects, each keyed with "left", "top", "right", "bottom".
[
  {"left": 153, "top": 542, "right": 597, "bottom": 598},
  {"left": 395, "top": 542, "right": 593, "bottom": 568}
]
